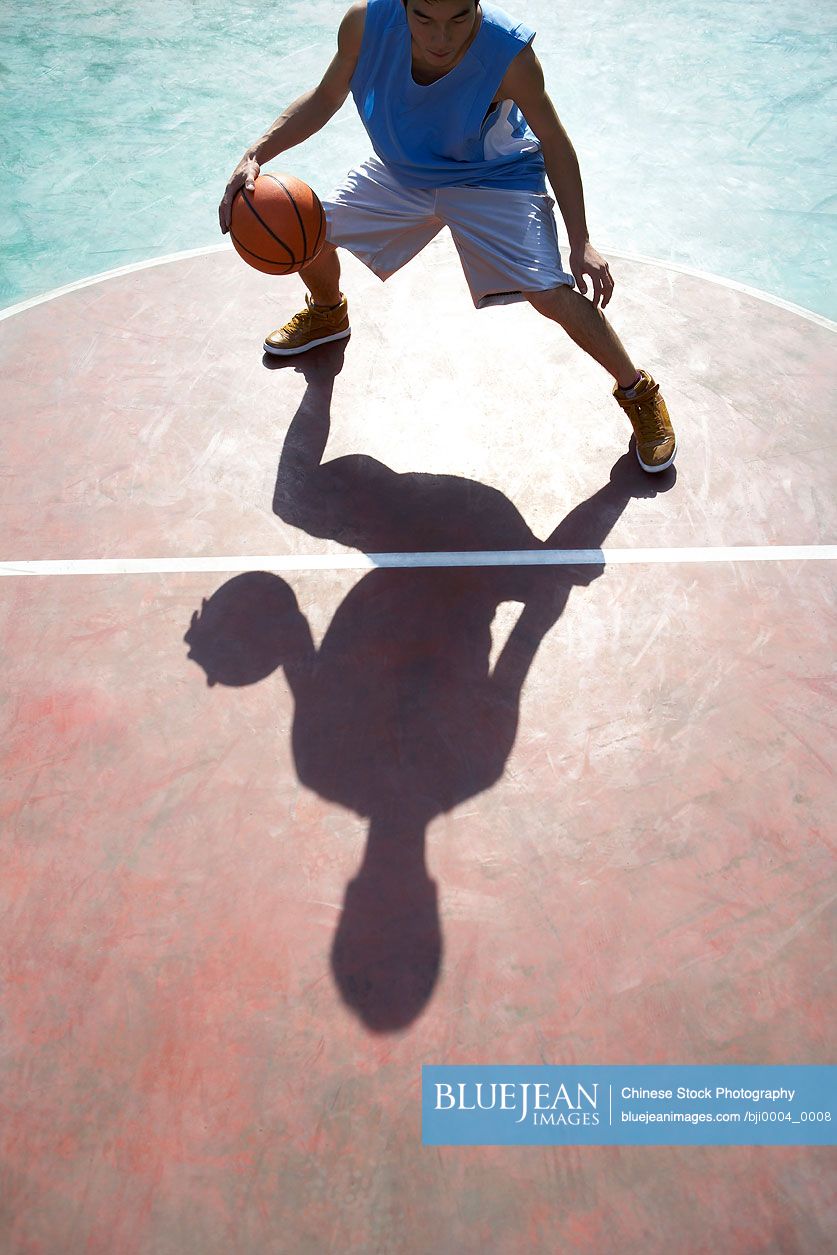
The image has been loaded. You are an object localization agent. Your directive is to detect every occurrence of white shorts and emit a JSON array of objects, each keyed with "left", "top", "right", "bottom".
[{"left": 320, "top": 157, "right": 575, "bottom": 310}]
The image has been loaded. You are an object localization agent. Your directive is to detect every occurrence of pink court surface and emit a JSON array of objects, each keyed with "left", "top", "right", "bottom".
[{"left": 1, "top": 235, "right": 835, "bottom": 1252}]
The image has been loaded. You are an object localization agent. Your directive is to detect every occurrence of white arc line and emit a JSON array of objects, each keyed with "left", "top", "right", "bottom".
[
  {"left": 0, "top": 546, "right": 835, "bottom": 578},
  {"left": 1, "top": 242, "right": 834, "bottom": 331}
]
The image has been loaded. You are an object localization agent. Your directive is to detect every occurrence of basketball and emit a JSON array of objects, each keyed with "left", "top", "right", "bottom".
[{"left": 229, "top": 172, "right": 326, "bottom": 275}]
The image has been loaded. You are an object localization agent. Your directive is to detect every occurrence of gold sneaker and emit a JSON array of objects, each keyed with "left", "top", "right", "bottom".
[
  {"left": 613, "top": 370, "right": 677, "bottom": 473},
  {"left": 264, "top": 292, "right": 350, "bottom": 356}
]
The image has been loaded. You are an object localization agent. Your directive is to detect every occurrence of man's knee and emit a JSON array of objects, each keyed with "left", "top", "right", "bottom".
[
  {"left": 307, "top": 238, "right": 338, "bottom": 262},
  {"left": 299, "top": 237, "right": 339, "bottom": 280},
  {"left": 524, "top": 284, "right": 577, "bottom": 322}
]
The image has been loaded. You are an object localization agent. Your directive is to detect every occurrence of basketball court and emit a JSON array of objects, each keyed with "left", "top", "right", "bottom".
[{"left": 1, "top": 236, "right": 835, "bottom": 1251}]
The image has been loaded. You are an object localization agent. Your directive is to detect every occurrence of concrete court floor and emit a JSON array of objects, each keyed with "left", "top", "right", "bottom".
[{"left": 1, "top": 234, "right": 835, "bottom": 1253}]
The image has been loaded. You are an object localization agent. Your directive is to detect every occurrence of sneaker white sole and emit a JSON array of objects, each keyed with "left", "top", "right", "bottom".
[
  {"left": 636, "top": 439, "right": 677, "bottom": 473},
  {"left": 263, "top": 327, "right": 351, "bottom": 356}
]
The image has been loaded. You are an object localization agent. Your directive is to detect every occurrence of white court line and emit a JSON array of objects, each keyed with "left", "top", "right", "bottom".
[
  {"left": 1, "top": 242, "right": 835, "bottom": 332},
  {"left": 0, "top": 546, "right": 835, "bottom": 578}
]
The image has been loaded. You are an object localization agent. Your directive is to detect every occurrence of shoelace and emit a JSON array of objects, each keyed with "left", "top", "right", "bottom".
[
  {"left": 617, "top": 380, "right": 667, "bottom": 441},
  {"left": 282, "top": 308, "right": 310, "bottom": 334},
  {"left": 630, "top": 397, "right": 668, "bottom": 442},
  {"left": 281, "top": 295, "right": 337, "bottom": 335},
  {"left": 281, "top": 294, "right": 326, "bottom": 333}
]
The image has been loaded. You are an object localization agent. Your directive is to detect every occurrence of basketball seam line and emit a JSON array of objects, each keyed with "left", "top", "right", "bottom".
[
  {"left": 228, "top": 235, "right": 301, "bottom": 271},
  {"left": 313, "top": 199, "right": 326, "bottom": 257},
  {"left": 267, "top": 173, "right": 309, "bottom": 260},
  {"left": 239, "top": 189, "right": 295, "bottom": 261}
]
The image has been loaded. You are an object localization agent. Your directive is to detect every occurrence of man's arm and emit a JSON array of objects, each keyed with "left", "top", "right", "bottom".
[
  {"left": 499, "top": 45, "right": 614, "bottom": 308},
  {"left": 251, "top": 2, "right": 366, "bottom": 164},
  {"left": 219, "top": 2, "right": 365, "bottom": 233}
]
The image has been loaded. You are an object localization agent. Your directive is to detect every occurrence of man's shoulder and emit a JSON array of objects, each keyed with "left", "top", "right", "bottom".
[
  {"left": 340, "top": 0, "right": 405, "bottom": 50},
  {"left": 497, "top": 41, "right": 539, "bottom": 89},
  {"left": 342, "top": 1, "right": 369, "bottom": 34},
  {"left": 339, "top": 1, "right": 368, "bottom": 57}
]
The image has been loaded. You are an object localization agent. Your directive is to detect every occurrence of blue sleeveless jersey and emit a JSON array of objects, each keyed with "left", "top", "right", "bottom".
[{"left": 349, "top": 0, "right": 547, "bottom": 191}]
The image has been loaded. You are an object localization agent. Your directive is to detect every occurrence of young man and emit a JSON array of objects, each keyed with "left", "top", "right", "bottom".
[{"left": 219, "top": 0, "right": 677, "bottom": 472}]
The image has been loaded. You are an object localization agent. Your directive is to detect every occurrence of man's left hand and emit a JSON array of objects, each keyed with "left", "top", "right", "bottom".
[{"left": 569, "top": 242, "right": 614, "bottom": 310}]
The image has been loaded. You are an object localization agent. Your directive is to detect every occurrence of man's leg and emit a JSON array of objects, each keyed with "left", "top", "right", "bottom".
[
  {"left": 525, "top": 284, "right": 677, "bottom": 473},
  {"left": 265, "top": 159, "right": 442, "bottom": 356},
  {"left": 264, "top": 240, "right": 350, "bottom": 356},
  {"left": 300, "top": 240, "right": 342, "bottom": 308},
  {"left": 524, "top": 285, "right": 638, "bottom": 389}
]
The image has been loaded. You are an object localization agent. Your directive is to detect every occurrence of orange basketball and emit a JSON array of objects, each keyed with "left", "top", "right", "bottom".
[{"left": 229, "top": 172, "right": 326, "bottom": 275}]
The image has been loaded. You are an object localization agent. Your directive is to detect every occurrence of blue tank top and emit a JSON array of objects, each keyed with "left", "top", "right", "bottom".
[{"left": 350, "top": 0, "right": 547, "bottom": 191}]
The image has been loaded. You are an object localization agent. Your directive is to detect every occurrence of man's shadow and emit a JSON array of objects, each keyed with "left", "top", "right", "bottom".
[{"left": 184, "top": 340, "right": 675, "bottom": 1032}]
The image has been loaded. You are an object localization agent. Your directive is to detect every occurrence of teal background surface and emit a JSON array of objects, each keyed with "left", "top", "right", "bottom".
[{"left": 1, "top": 1, "right": 834, "bottom": 316}]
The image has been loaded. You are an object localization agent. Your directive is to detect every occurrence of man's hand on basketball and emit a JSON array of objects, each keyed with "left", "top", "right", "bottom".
[
  {"left": 218, "top": 156, "right": 261, "bottom": 234},
  {"left": 569, "top": 242, "right": 614, "bottom": 310}
]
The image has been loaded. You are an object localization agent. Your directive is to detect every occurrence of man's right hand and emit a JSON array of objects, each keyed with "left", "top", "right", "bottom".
[{"left": 218, "top": 155, "right": 261, "bottom": 234}]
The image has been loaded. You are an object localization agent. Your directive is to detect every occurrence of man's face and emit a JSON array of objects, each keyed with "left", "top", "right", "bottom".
[{"left": 404, "top": 0, "right": 479, "bottom": 67}]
